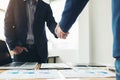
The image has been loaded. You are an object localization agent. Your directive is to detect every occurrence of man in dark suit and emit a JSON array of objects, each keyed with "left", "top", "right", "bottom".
[{"left": 4, "top": 0, "right": 57, "bottom": 63}]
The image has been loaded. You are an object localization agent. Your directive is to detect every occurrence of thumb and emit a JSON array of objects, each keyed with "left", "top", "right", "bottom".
[{"left": 23, "top": 47, "right": 29, "bottom": 52}]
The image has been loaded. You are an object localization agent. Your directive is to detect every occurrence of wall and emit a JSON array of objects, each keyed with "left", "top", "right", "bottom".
[
  {"left": 78, "top": 4, "right": 90, "bottom": 64},
  {"left": 89, "top": 0, "right": 114, "bottom": 66}
]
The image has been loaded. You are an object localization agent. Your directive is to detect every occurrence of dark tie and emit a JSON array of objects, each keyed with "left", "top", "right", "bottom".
[
  {"left": 32, "top": 0, "right": 37, "bottom": 5},
  {"left": 24, "top": 0, "right": 37, "bottom": 5}
]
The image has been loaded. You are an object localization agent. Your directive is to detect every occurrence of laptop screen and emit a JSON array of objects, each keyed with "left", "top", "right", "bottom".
[{"left": 0, "top": 40, "right": 12, "bottom": 66}]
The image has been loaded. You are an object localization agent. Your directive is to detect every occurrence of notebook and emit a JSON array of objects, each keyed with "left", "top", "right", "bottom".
[{"left": 0, "top": 40, "right": 38, "bottom": 69}]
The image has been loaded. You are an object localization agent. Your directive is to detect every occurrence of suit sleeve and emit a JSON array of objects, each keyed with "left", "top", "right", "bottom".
[
  {"left": 59, "top": 0, "right": 89, "bottom": 32},
  {"left": 4, "top": 0, "right": 17, "bottom": 50},
  {"left": 112, "top": 0, "right": 120, "bottom": 58},
  {"left": 46, "top": 5, "right": 58, "bottom": 38}
]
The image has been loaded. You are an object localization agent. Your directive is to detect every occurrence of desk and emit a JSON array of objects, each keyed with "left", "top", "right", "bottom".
[
  {"left": 0, "top": 76, "right": 116, "bottom": 80},
  {"left": 0, "top": 78, "right": 115, "bottom": 80},
  {"left": 0, "top": 63, "right": 116, "bottom": 80}
]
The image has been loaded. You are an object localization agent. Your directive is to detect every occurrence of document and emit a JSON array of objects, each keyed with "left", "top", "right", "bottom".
[
  {"left": 0, "top": 70, "right": 61, "bottom": 79},
  {"left": 41, "top": 63, "right": 72, "bottom": 69},
  {"left": 60, "top": 68, "right": 115, "bottom": 78}
]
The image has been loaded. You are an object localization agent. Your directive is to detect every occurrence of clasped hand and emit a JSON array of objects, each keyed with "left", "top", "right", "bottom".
[{"left": 55, "top": 23, "right": 69, "bottom": 39}]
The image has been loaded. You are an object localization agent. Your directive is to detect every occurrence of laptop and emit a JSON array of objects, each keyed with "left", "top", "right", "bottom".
[{"left": 0, "top": 40, "right": 38, "bottom": 69}]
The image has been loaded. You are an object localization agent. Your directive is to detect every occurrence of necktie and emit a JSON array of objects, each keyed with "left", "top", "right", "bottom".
[{"left": 32, "top": 0, "right": 37, "bottom": 5}]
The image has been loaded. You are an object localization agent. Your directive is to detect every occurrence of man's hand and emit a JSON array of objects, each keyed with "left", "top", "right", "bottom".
[
  {"left": 55, "top": 23, "right": 69, "bottom": 39},
  {"left": 13, "top": 46, "right": 28, "bottom": 55}
]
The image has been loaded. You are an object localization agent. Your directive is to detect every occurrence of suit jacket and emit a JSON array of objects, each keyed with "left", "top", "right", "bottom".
[
  {"left": 59, "top": 0, "right": 89, "bottom": 32},
  {"left": 4, "top": 0, "right": 57, "bottom": 61},
  {"left": 112, "top": 0, "right": 120, "bottom": 58}
]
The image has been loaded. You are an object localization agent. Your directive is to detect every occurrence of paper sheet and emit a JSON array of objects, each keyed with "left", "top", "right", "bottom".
[
  {"left": 41, "top": 63, "right": 72, "bottom": 69},
  {"left": 60, "top": 68, "right": 115, "bottom": 78},
  {"left": 0, "top": 70, "right": 61, "bottom": 79}
]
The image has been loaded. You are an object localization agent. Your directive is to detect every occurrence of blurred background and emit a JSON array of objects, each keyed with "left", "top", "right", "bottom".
[{"left": 0, "top": 0, "right": 114, "bottom": 66}]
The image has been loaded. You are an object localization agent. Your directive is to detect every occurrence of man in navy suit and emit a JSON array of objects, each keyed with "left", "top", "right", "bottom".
[
  {"left": 55, "top": 0, "right": 119, "bottom": 80},
  {"left": 4, "top": 0, "right": 57, "bottom": 63},
  {"left": 112, "top": 0, "right": 120, "bottom": 80}
]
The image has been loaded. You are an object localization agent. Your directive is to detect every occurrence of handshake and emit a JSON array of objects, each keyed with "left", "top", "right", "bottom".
[{"left": 55, "top": 23, "right": 69, "bottom": 39}]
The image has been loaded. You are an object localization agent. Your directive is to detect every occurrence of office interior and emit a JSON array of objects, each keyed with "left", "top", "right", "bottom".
[{"left": 0, "top": 0, "right": 114, "bottom": 66}]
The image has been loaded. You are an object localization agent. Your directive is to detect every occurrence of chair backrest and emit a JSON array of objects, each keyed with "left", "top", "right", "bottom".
[{"left": 0, "top": 40, "right": 12, "bottom": 66}]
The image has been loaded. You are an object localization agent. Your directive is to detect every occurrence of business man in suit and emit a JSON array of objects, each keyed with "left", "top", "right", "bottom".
[
  {"left": 55, "top": 0, "right": 119, "bottom": 80},
  {"left": 4, "top": 0, "right": 57, "bottom": 63},
  {"left": 55, "top": 0, "right": 89, "bottom": 39},
  {"left": 112, "top": 0, "right": 120, "bottom": 80}
]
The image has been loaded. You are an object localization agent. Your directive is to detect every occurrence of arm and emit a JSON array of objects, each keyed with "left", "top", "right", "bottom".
[
  {"left": 112, "top": 0, "right": 120, "bottom": 58},
  {"left": 4, "top": 0, "right": 17, "bottom": 50},
  {"left": 46, "top": 5, "right": 58, "bottom": 38},
  {"left": 59, "top": 0, "right": 89, "bottom": 32},
  {"left": 4, "top": 0, "right": 28, "bottom": 54}
]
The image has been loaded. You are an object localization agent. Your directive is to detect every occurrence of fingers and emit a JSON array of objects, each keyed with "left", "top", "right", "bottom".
[
  {"left": 60, "top": 32, "right": 68, "bottom": 39},
  {"left": 55, "top": 23, "right": 69, "bottom": 39},
  {"left": 23, "top": 47, "right": 29, "bottom": 52},
  {"left": 13, "top": 47, "right": 22, "bottom": 55},
  {"left": 13, "top": 46, "right": 28, "bottom": 55}
]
